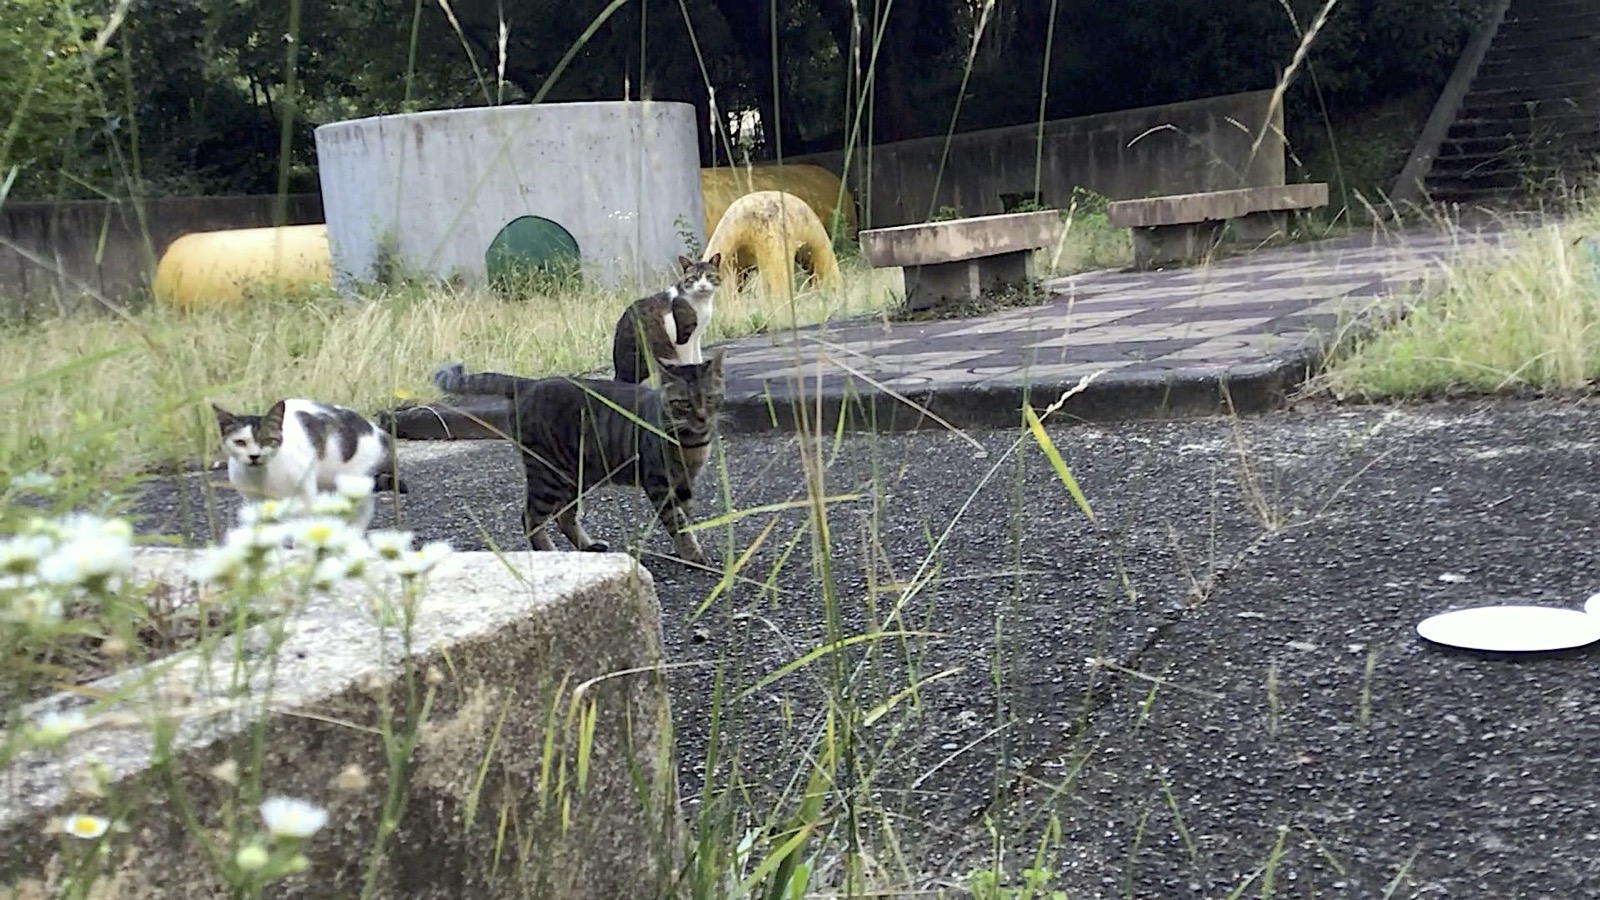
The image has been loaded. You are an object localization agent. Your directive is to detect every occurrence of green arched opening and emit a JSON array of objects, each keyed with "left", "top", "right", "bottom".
[{"left": 485, "top": 215, "right": 582, "bottom": 292}]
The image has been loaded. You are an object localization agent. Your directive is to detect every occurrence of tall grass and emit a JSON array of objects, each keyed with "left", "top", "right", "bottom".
[
  {"left": 0, "top": 266, "right": 902, "bottom": 476},
  {"left": 1315, "top": 196, "right": 1600, "bottom": 400}
]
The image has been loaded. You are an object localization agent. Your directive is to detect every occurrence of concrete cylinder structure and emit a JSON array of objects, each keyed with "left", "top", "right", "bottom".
[{"left": 313, "top": 102, "right": 705, "bottom": 292}]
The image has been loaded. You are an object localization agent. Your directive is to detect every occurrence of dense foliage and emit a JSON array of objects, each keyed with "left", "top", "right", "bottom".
[{"left": 0, "top": 0, "right": 1496, "bottom": 200}]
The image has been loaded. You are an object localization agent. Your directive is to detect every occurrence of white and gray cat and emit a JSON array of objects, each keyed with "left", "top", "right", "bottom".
[
  {"left": 611, "top": 254, "right": 722, "bottom": 384},
  {"left": 213, "top": 399, "right": 408, "bottom": 530}
]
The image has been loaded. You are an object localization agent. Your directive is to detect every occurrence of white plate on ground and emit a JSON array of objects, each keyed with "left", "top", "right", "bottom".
[{"left": 1417, "top": 604, "right": 1600, "bottom": 653}]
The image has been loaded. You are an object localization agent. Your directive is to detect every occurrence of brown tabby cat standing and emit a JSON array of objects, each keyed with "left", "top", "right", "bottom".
[
  {"left": 611, "top": 253, "right": 722, "bottom": 384},
  {"left": 430, "top": 352, "right": 725, "bottom": 564}
]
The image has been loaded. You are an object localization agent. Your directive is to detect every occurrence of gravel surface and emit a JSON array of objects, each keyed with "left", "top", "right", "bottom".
[{"left": 131, "top": 398, "right": 1600, "bottom": 897}]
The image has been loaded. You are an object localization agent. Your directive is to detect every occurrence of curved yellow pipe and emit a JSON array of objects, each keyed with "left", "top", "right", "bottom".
[
  {"left": 700, "top": 164, "right": 857, "bottom": 244},
  {"left": 153, "top": 224, "right": 332, "bottom": 310},
  {"left": 704, "top": 190, "right": 844, "bottom": 302}
]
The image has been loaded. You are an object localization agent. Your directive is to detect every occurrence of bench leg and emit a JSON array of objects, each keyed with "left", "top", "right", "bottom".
[
  {"left": 1227, "top": 209, "right": 1289, "bottom": 243},
  {"left": 902, "top": 250, "right": 1033, "bottom": 312},
  {"left": 1129, "top": 222, "right": 1223, "bottom": 270}
]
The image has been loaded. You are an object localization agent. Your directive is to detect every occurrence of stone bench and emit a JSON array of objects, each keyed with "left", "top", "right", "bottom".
[
  {"left": 2, "top": 549, "right": 681, "bottom": 899},
  {"left": 1106, "top": 183, "right": 1330, "bottom": 269},
  {"left": 859, "top": 209, "right": 1065, "bottom": 312}
]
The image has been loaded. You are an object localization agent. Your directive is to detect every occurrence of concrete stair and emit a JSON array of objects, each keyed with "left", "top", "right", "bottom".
[{"left": 1421, "top": 0, "right": 1600, "bottom": 206}]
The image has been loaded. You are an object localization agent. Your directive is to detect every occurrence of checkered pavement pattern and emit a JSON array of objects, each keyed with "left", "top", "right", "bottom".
[{"left": 715, "top": 228, "right": 1512, "bottom": 403}]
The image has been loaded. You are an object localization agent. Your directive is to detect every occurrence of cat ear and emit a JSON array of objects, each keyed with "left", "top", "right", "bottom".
[
  {"left": 257, "top": 401, "right": 287, "bottom": 446},
  {"left": 656, "top": 362, "right": 683, "bottom": 382},
  {"left": 705, "top": 252, "right": 722, "bottom": 269},
  {"left": 677, "top": 255, "right": 693, "bottom": 270},
  {"left": 212, "top": 404, "right": 237, "bottom": 431},
  {"left": 707, "top": 347, "right": 726, "bottom": 375}
]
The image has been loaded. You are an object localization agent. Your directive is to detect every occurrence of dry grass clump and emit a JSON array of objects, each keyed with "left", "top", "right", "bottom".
[{"left": 1316, "top": 198, "right": 1600, "bottom": 400}]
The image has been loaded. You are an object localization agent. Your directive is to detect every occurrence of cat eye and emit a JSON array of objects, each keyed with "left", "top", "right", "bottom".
[{"left": 232, "top": 438, "right": 248, "bottom": 446}]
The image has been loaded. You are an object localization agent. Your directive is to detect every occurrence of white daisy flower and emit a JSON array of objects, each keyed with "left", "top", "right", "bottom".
[
  {"left": 365, "top": 529, "right": 414, "bottom": 561},
  {"left": 189, "top": 542, "right": 251, "bottom": 585},
  {"left": 9, "top": 471, "right": 57, "bottom": 491},
  {"left": 335, "top": 474, "right": 375, "bottom": 501},
  {"left": 239, "top": 498, "right": 299, "bottom": 526},
  {"left": 259, "top": 796, "right": 328, "bottom": 840},
  {"left": 10, "top": 588, "right": 64, "bottom": 626},
  {"left": 310, "top": 548, "right": 371, "bottom": 591},
  {"left": 55, "top": 513, "right": 134, "bottom": 547},
  {"left": 234, "top": 843, "right": 270, "bottom": 871},
  {"left": 288, "top": 517, "right": 358, "bottom": 555},
  {"left": 27, "top": 709, "right": 89, "bottom": 747},
  {"left": 226, "top": 522, "right": 291, "bottom": 553},
  {"left": 59, "top": 814, "right": 110, "bottom": 840},
  {"left": 388, "top": 540, "right": 452, "bottom": 579},
  {"left": 37, "top": 528, "right": 134, "bottom": 590},
  {"left": 0, "top": 533, "right": 53, "bottom": 575},
  {"left": 308, "top": 492, "right": 355, "bottom": 518}
]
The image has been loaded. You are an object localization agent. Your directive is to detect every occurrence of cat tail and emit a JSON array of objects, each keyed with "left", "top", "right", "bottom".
[{"left": 431, "top": 362, "right": 535, "bottom": 398}]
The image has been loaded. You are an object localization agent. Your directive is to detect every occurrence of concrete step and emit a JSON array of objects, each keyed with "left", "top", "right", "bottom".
[
  {"left": 1491, "top": 10, "right": 1600, "bottom": 40},
  {"left": 1499, "top": 0, "right": 1600, "bottom": 21},
  {"left": 1478, "top": 38, "right": 1593, "bottom": 64},
  {"left": 1472, "top": 42, "right": 1600, "bottom": 70},
  {"left": 1479, "top": 42, "right": 1600, "bottom": 73},
  {"left": 1452, "top": 108, "right": 1600, "bottom": 136},
  {"left": 1487, "top": 30, "right": 1600, "bottom": 55},
  {"left": 1425, "top": 178, "right": 1591, "bottom": 207},
  {"left": 1423, "top": 183, "right": 1524, "bottom": 205},
  {"left": 1434, "top": 132, "right": 1600, "bottom": 161},
  {"left": 1428, "top": 150, "right": 1599, "bottom": 189},
  {"left": 1438, "top": 130, "right": 1600, "bottom": 159},
  {"left": 1453, "top": 98, "right": 1597, "bottom": 124},
  {"left": 1464, "top": 78, "right": 1600, "bottom": 103}
]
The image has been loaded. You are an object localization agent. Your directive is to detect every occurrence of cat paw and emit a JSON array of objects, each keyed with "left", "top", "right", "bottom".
[
  {"left": 674, "top": 541, "right": 708, "bottom": 566},
  {"left": 582, "top": 540, "right": 610, "bottom": 553}
]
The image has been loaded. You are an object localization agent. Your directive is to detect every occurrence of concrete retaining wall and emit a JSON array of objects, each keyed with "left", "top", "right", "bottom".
[
  {"left": 0, "top": 549, "right": 682, "bottom": 899},
  {"left": 0, "top": 89, "right": 1283, "bottom": 311},
  {"left": 0, "top": 194, "right": 323, "bottom": 316},
  {"left": 790, "top": 90, "right": 1287, "bottom": 228}
]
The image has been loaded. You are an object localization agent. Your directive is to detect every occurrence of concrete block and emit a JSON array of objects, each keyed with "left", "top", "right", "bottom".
[
  {"left": 859, "top": 210, "right": 1061, "bottom": 311},
  {"left": 1110, "top": 184, "right": 1329, "bottom": 269},
  {"left": 900, "top": 251, "right": 1033, "bottom": 312},
  {"left": 1228, "top": 209, "right": 1289, "bottom": 243},
  {"left": 1, "top": 549, "right": 682, "bottom": 899},
  {"left": 859, "top": 210, "right": 1063, "bottom": 268},
  {"left": 314, "top": 102, "right": 705, "bottom": 292},
  {"left": 1106, "top": 184, "right": 1329, "bottom": 229},
  {"left": 1128, "top": 221, "right": 1226, "bottom": 270}
]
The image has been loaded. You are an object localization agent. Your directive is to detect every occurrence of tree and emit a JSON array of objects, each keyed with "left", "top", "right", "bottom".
[{"left": 0, "top": 0, "right": 108, "bottom": 199}]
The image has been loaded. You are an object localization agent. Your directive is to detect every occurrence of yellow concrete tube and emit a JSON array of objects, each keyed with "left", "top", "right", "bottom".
[
  {"left": 154, "top": 223, "right": 332, "bottom": 310},
  {"left": 704, "top": 190, "right": 844, "bottom": 302},
  {"left": 700, "top": 164, "right": 857, "bottom": 242}
]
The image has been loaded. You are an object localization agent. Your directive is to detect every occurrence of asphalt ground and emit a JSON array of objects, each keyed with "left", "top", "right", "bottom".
[{"left": 132, "top": 397, "right": 1600, "bottom": 897}]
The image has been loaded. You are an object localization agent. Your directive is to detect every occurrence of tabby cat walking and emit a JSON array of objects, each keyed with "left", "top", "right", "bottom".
[
  {"left": 431, "top": 352, "right": 725, "bottom": 564},
  {"left": 611, "top": 253, "right": 722, "bottom": 384}
]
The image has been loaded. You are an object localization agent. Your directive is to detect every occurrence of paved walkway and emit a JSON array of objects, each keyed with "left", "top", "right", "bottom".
[
  {"left": 714, "top": 225, "right": 1512, "bottom": 431},
  {"left": 387, "top": 225, "right": 1513, "bottom": 440}
]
